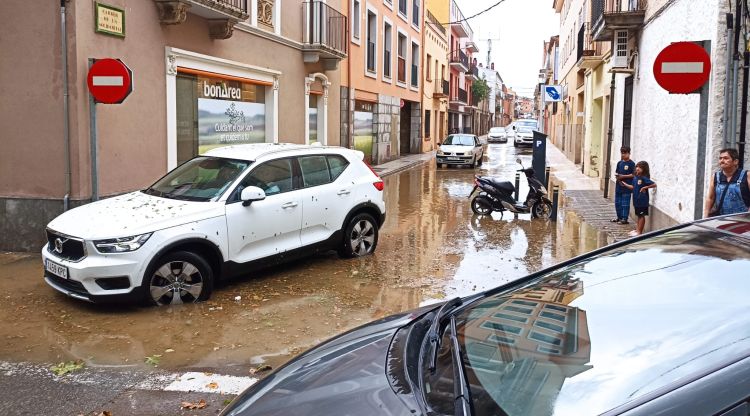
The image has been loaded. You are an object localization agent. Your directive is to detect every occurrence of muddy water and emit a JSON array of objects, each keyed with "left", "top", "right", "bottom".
[{"left": 0, "top": 144, "right": 607, "bottom": 374}]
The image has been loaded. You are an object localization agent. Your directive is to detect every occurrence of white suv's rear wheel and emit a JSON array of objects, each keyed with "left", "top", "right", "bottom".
[
  {"left": 143, "top": 251, "right": 213, "bottom": 306},
  {"left": 340, "top": 213, "right": 379, "bottom": 258}
]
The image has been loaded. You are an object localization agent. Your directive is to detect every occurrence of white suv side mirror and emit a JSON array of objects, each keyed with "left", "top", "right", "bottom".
[{"left": 241, "top": 186, "right": 266, "bottom": 206}]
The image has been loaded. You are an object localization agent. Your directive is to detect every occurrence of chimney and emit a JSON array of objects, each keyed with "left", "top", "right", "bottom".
[{"left": 491, "top": 62, "right": 495, "bottom": 70}]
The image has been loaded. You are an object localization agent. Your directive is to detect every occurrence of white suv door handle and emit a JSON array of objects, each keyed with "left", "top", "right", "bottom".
[
  {"left": 337, "top": 189, "right": 351, "bottom": 195},
  {"left": 281, "top": 202, "right": 298, "bottom": 209}
]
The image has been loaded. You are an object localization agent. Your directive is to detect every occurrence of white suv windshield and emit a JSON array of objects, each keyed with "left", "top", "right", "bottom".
[{"left": 144, "top": 156, "right": 250, "bottom": 202}]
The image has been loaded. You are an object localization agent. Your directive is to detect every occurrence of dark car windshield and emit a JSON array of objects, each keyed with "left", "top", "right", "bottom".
[
  {"left": 443, "top": 135, "right": 475, "bottom": 146},
  {"left": 422, "top": 226, "right": 750, "bottom": 415},
  {"left": 143, "top": 156, "right": 250, "bottom": 202}
]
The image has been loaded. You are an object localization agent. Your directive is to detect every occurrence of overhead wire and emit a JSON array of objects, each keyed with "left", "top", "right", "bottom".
[{"left": 439, "top": 0, "right": 508, "bottom": 25}]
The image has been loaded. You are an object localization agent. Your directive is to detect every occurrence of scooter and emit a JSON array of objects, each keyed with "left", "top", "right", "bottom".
[{"left": 468, "top": 158, "right": 553, "bottom": 219}]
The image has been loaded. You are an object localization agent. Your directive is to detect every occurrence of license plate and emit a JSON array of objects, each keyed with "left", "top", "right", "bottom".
[
  {"left": 45, "top": 259, "right": 68, "bottom": 279},
  {"left": 448, "top": 157, "right": 461, "bottom": 161}
]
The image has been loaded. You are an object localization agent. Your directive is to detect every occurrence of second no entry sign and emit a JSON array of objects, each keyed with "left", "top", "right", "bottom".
[{"left": 653, "top": 42, "right": 711, "bottom": 94}]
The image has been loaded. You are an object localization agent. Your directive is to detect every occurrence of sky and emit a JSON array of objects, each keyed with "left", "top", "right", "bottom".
[{"left": 455, "top": 0, "right": 559, "bottom": 98}]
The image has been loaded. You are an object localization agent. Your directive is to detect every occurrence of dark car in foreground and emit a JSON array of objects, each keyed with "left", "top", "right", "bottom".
[{"left": 221, "top": 214, "right": 750, "bottom": 416}]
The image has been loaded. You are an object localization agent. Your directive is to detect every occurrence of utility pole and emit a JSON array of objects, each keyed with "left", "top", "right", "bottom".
[{"left": 479, "top": 35, "right": 502, "bottom": 67}]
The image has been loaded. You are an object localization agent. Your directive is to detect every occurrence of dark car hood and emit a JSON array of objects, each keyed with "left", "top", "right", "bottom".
[{"left": 222, "top": 306, "right": 437, "bottom": 416}]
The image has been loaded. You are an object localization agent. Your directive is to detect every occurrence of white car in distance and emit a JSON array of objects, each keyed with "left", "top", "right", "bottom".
[
  {"left": 42, "top": 144, "right": 386, "bottom": 306},
  {"left": 436, "top": 134, "right": 485, "bottom": 168}
]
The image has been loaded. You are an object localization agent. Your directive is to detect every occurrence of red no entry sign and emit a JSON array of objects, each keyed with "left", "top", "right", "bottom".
[
  {"left": 86, "top": 58, "right": 133, "bottom": 104},
  {"left": 653, "top": 42, "right": 711, "bottom": 94}
]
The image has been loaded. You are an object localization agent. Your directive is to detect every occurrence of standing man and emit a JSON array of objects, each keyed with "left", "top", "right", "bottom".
[
  {"left": 612, "top": 146, "right": 636, "bottom": 224},
  {"left": 704, "top": 148, "right": 750, "bottom": 217}
]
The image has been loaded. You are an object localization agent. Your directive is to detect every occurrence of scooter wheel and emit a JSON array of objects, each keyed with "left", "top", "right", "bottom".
[
  {"left": 471, "top": 197, "right": 493, "bottom": 215},
  {"left": 532, "top": 201, "right": 552, "bottom": 219}
]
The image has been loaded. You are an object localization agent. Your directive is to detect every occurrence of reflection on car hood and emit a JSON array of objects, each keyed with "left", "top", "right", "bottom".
[
  {"left": 221, "top": 307, "right": 437, "bottom": 416},
  {"left": 47, "top": 191, "right": 225, "bottom": 239},
  {"left": 439, "top": 144, "right": 473, "bottom": 153}
]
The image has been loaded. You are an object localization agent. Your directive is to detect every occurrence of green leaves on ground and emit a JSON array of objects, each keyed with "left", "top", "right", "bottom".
[
  {"left": 51, "top": 360, "right": 84, "bottom": 376},
  {"left": 145, "top": 354, "right": 162, "bottom": 367}
]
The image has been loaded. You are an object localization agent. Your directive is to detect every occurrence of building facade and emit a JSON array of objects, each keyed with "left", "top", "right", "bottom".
[
  {"left": 342, "top": 0, "right": 425, "bottom": 164},
  {"left": 0, "top": 0, "right": 348, "bottom": 251},
  {"left": 447, "top": 0, "right": 476, "bottom": 134},
  {"left": 421, "top": 6, "right": 450, "bottom": 148},
  {"left": 553, "top": 0, "right": 750, "bottom": 226}
]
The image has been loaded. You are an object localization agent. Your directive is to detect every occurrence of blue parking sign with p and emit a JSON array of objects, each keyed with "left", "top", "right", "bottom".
[{"left": 543, "top": 85, "right": 562, "bottom": 102}]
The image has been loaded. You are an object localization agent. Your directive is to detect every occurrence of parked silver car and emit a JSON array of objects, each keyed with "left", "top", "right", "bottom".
[{"left": 487, "top": 127, "right": 508, "bottom": 143}]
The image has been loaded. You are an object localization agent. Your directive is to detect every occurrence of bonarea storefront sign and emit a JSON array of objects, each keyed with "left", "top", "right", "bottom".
[{"left": 197, "top": 77, "right": 265, "bottom": 154}]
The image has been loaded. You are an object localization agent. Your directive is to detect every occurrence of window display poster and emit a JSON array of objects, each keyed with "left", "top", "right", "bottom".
[
  {"left": 354, "top": 101, "right": 374, "bottom": 164},
  {"left": 198, "top": 98, "right": 265, "bottom": 153}
]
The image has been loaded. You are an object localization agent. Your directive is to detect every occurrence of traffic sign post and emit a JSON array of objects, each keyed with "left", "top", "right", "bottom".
[
  {"left": 86, "top": 58, "right": 133, "bottom": 201},
  {"left": 653, "top": 42, "right": 711, "bottom": 94}
]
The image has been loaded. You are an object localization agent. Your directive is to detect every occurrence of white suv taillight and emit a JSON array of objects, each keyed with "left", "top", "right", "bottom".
[{"left": 365, "top": 162, "right": 384, "bottom": 191}]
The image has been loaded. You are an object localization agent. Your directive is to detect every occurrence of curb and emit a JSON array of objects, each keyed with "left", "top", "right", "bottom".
[{"left": 376, "top": 156, "right": 434, "bottom": 178}]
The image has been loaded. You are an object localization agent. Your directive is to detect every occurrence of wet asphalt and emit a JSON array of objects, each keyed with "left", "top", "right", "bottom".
[{"left": 0, "top": 143, "right": 607, "bottom": 415}]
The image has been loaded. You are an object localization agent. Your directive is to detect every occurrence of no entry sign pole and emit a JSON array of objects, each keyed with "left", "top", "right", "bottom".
[
  {"left": 86, "top": 57, "right": 133, "bottom": 201},
  {"left": 88, "top": 58, "right": 99, "bottom": 201}
]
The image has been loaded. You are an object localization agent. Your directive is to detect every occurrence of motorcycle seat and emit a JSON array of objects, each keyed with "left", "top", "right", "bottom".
[{"left": 487, "top": 179, "right": 515, "bottom": 192}]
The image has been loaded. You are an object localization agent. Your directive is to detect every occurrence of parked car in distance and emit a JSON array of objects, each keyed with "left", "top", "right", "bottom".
[
  {"left": 436, "top": 134, "right": 485, "bottom": 168},
  {"left": 221, "top": 214, "right": 750, "bottom": 416},
  {"left": 487, "top": 127, "right": 508, "bottom": 143},
  {"left": 42, "top": 143, "right": 386, "bottom": 306},
  {"left": 513, "top": 125, "right": 534, "bottom": 147}
]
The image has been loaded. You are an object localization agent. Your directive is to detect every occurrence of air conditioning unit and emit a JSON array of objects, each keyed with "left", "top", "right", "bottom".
[{"left": 613, "top": 30, "right": 629, "bottom": 68}]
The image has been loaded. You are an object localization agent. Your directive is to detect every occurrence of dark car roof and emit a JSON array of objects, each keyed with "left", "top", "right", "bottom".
[{"left": 460, "top": 214, "right": 750, "bottom": 415}]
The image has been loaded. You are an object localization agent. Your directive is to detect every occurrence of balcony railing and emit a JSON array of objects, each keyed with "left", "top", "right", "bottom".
[
  {"left": 426, "top": 10, "right": 445, "bottom": 35},
  {"left": 450, "top": 50, "right": 469, "bottom": 69},
  {"left": 154, "top": 0, "right": 249, "bottom": 37},
  {"left": 433, "top": 79, "right": 449, "bottom": 97},
  {"left": 467, "top": 65, "right": 479, "bottom": 79},
  {"left": 442, "top": 79, "right": 449, "bottom": 95},
  {"left": 303, "top": 1, "right": 348, "bottom": 59},
  {"left": 398, "top": 56, "right": 406, "bottom": 83},
  {"left": 458, "top": 88, "right": 468, "bottom": 103},
  {"left": 591, "top": 0, "right": 646, "bottom": 41}
]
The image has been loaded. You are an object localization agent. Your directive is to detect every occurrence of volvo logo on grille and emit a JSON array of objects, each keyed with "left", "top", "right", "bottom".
[{"left": 54, "top": 238, "right": 66, "bottom": 254}]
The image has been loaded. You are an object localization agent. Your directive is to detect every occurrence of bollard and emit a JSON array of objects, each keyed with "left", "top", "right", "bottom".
[
  {"left": 545, "top": 166, "right": 551, "bottom": 189},
  {"left": 514, "top": 172, "right": 521, "bottom": 202},
  {"left": 551, "top": 185, "right": 560, "bottom": 221}
]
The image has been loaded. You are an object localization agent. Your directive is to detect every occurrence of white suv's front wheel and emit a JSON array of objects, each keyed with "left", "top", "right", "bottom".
[
  {"left": 143, "top": 251, "right": 213, "bottom": 306},
  {"left": 340, "top": 213, "right": 379, "bottom": 258}
]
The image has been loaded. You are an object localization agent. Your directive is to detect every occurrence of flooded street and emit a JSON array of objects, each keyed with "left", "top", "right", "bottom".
[{"left": 0, "top": 144, "right": 607, "bottom": 375}]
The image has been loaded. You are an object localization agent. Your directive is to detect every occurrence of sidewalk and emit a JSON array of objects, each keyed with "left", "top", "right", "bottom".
[
  {"left": 371, "top": 151, "right": 435, "bottom": 178},
  {"left": 544, "top": 142, "right": 634, "bottom": 241}
]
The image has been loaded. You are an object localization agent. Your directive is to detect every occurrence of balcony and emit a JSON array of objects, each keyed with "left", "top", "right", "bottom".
[
  {"left": 450, "top": 50, "right": 469, "bottom": 72},
  {"left": 465, "top": 40, "right": 479, "bottom": 54},
  {"left": 433, "top": 79, "right": 449, "bottom": 98},
  {"left": 426, "top": 10, "right": 446, "bottom": 36},
  {"left": 576, "top": 23, "right": 606, "bottom": 70},
  {"left": 591, "top": 0, "right": 646, "bottom": 42},
  {"left": 456, "top": 87, "right": 468, "bottom": 104},
  {"left": 449, "top": 2, "right": 472, "bottom": 38},
  {"left": 466, "top": 65, "right": 479, "bottom": 81},
  {"left": 153, "top": 0, "right": 249, "bottom": 39},
  {"left": 302, "top": 1, "right": 347, "bottom": 70}
]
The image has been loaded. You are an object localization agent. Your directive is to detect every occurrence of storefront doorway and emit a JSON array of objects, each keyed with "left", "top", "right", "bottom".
[{"left": 400, "top": 101, "right": 412, "bottom": 155}]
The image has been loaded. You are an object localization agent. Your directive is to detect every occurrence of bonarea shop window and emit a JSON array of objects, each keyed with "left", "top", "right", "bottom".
[
  {"left": 353, "top": 100, "right": 374, "bottom": 164},
  {"left": 176, "top": 71, "right": 267, "bottom": 164}
]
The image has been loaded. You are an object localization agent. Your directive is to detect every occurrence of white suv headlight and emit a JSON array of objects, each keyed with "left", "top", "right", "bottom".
[{"left": 94, "top": 233, "right": 152, "bottom": 253}]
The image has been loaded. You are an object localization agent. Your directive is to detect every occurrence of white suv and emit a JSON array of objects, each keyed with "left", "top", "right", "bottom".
[{"left": 42, "top": 144, "right": 386, "bottom": 306}]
